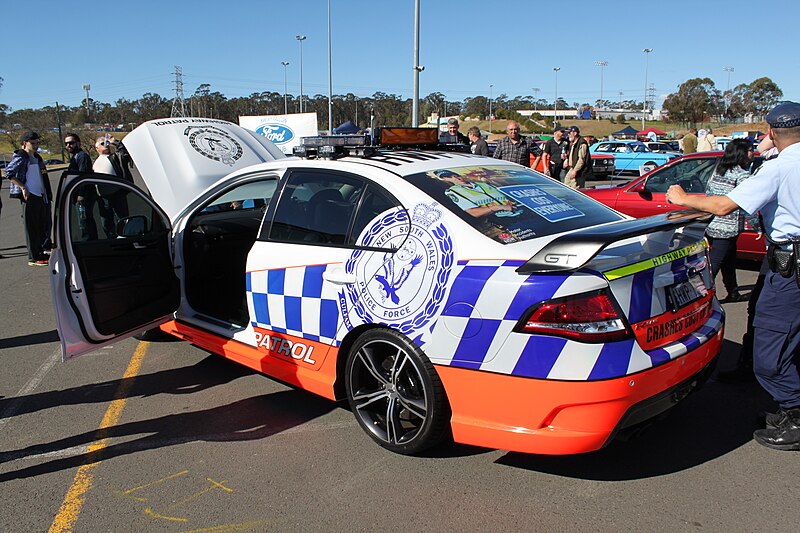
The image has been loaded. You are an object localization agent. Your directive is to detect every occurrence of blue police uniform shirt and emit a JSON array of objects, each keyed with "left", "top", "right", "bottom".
[{"left": 728, "top": 142, "right": 800, "bottom": 242}]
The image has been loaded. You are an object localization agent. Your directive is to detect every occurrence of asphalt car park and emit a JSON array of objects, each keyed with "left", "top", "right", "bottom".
[{"left": 2, "top": 151, "right": 799, "bottom": 531}]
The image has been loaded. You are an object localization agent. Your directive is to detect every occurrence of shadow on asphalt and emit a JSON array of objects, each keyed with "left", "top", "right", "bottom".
[
  {"left": 0, "top": 329, "right": 59, "bottom": 349},
  {"left": 494, "top": 339, "right": 775, "bottom": 479},
  {"left": 0, "top": 388, "right": 335, "bottom": 482},
  {"left": 0, "top": 355, "right": 252, "bottom": 420}
]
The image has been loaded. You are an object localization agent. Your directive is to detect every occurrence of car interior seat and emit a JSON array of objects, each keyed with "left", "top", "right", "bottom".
[{"left": 305, "top": 189, "right": 350, "bottom": 243}]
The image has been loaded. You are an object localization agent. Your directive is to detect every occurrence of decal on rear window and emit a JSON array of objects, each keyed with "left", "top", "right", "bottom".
[{"left": 405, "top": 165, "right": 621, "bottom": 243}]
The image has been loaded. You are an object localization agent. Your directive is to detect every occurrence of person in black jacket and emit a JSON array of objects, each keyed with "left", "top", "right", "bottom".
[
  {"left": 65, "top": 132, "right": 98, "bottom": 240},
  {"left": 467, "top": 126, "right": 488, "bottom": 156}
]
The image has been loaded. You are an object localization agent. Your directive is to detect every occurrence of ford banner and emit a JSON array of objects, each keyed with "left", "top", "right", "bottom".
[{"left": 239, "top": 113, "right": 319, "bottom": 155}]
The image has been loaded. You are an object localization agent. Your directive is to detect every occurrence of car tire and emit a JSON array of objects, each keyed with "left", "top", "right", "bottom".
[
  {"left": 345, "top": 328, "right": 450, "bottom": 455},
  {"left": 645, "top": 161, "right": 656, "bottom": 167}
]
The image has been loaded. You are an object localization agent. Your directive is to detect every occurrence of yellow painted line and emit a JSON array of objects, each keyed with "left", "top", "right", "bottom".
[
  {"left": 162, "top": 478, "right": 234, "bottom": 512},
  {"left": 49, "top": 342, "right": 149, "bottom": 533},
  {"left": 117, "top": 470, "right": 190, "bottom": 499},
  {"left": 603, "top": 240, "right": 707, "bottom": 281}
]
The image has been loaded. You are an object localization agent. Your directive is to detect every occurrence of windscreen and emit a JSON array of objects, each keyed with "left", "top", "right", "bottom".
[{"left": 405, "top": 165, "right": 623, "bottom": 243}]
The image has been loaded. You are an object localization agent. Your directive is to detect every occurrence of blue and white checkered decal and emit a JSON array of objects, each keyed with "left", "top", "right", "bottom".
[
  {"left": 424, "top": 243, "right": 721, "bottom": 381},
  {"left": 247, "top": 265, "right": 341, "bottom": 346}
]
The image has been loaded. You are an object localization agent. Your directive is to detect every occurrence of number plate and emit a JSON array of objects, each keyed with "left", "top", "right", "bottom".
[{"left": 667, "top": 273, "right": 707, "bottom": 311}]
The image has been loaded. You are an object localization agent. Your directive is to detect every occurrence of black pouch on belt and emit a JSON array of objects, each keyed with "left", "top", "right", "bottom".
[{"left": 767, "top": 244, "right": 794, "bottom": 278}]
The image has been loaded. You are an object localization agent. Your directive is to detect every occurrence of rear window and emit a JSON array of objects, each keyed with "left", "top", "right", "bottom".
[{"left": 405, "top": 165, "right": 623, "bottom": 243}]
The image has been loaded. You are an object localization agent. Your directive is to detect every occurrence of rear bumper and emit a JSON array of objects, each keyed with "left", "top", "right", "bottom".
[{"left": 436, "top": 324, "right": 723, "bottom": 455}]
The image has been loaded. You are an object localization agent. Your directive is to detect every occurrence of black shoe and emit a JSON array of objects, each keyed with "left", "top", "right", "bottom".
[
  {"left": 715, "top": 365, "right": 755, "bottom": 383},
  {"left": 721, "top": 289, "right": 749, "bottom": 303},
  {"left": 753, "top": 426, "right": 800, "bottom": 451}
]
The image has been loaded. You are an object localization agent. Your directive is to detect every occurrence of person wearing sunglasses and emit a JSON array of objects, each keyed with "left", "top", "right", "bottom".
[{"left": 65, "top": 133, "right": 98, "bottom": 240}]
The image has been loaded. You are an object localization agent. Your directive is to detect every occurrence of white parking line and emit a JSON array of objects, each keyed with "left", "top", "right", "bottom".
[{"left": 0, "top": 346, "right": 61, "bottom": 432}]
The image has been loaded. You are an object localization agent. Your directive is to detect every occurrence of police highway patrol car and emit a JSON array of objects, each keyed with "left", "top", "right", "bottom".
[{"left": 50, "top": 118, "right": 723, "bottom": 455}]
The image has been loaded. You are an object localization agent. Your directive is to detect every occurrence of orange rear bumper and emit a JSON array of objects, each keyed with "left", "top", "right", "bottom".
[{"left": 437, "top": 326, "right": 723, "bottom": 455}]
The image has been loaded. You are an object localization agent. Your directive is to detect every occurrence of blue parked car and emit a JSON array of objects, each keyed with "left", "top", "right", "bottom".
[{"left": 590, "top": 140, "right": 680, "bottom": 175}]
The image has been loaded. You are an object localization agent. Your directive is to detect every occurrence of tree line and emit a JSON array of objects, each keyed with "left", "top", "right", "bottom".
[
  {"left": 0, "top": 76, "right": 784, "bottom": 147},
  {"left": 662, "top": 76, "right": 783, "bottom": 125}
]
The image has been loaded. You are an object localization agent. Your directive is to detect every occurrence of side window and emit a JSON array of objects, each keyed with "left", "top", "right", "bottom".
[
  {"left": 269, "top": 171, "right": 364, "bottom": 245},
  {"left": 615, "top": 146, "right": 628, "bottom": 153},
  {"left": 200, "top": 179, "right": 277, "bottom": 214},
  {"left": 69, "top": 181, "right": 164, "bottom": 241},
  {"left": 351, "top": 186, "right": 404, "bottom": 243},
  {"left": 645, "top": 159, "right": 717, "bottom": 193}
]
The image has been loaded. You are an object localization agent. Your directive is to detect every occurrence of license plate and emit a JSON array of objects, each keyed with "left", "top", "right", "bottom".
[{"left": 667, "top": 274, "right": 707, "bottom": 311}]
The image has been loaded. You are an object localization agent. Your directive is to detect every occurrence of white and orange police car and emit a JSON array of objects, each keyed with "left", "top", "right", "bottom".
[{"left": 50, "top": 118, "right": 723, "bottom": 455}]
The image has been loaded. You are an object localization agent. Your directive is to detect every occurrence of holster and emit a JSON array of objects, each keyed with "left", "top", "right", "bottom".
[
  {"left": 766, "top": 235, "right": 800, "bottom": 288},
  {"left": 767, "top": 244, "right": 794, "bottom": 278}
]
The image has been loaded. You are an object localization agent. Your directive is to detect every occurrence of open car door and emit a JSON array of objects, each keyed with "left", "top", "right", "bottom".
[{"left": 50, "top": 173, "right": 180, "bottom": 360}]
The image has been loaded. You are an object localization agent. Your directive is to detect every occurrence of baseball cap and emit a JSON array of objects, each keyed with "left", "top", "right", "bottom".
[{"left": 567, "top": 126, "right": 580, "bottom": 134}]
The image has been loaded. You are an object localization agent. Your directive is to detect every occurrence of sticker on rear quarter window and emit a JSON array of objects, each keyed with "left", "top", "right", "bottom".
[{"left": 499, "top": 185, "right": 585, "bottom": 222}]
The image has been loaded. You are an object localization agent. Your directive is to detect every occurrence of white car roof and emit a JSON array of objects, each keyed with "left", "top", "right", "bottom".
[
  {"left": 332, "top": 150, "right": 519, "bottom": 177},
  {"left": 124, "top": 118, "right": 286, "bottom": 220}
]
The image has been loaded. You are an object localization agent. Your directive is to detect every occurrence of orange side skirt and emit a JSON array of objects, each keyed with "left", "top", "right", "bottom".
[{"left": 159, "top": 320, "right": 340, "bottom": 401}]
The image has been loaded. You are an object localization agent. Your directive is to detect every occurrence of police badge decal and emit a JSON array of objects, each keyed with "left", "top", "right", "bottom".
[
  {"left": 342, "top": 203, "right": 454, "bottom": 339},
  {"left": 184, "top": 125, "right": 244, "bottom": 166}
]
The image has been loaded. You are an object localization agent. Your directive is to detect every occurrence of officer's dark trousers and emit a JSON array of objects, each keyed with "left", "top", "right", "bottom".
[{"left": 753, "top": 272, "right": 800, "bottom": 409}]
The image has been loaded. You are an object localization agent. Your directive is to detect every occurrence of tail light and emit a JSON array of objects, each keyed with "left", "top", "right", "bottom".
[{"left": 515, "top": 289, "right": 631, "bottom": 343}]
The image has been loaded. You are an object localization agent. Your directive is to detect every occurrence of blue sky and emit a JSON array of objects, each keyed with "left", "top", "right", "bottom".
[{"left": 2, "top": 0, "right": 798, "bottom": 112}]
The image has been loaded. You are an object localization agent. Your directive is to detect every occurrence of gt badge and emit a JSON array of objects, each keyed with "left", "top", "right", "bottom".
[
  {"left": 342, "top": 203, "right": 454, "bottom": 336},
  {"left": 184, "top": 125, "right": 243, "bottom": 166}
]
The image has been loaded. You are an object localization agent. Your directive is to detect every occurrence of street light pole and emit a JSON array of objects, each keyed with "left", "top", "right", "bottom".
[
  {"left": 553, "top": 67, "right": 560, "bottom": 127},
  {"left": 327, "top": 0, "right": 333, "bottom": 133},
  {"left": 532, "top": 87, "right": 540, "bottom": 113},
  {"left": 281, "top": 61, "right": 290, "bottom": 114},
  {"left": 295, "top": 35, "right": 306, "bottom": 113},
  {"left": 723, "top": 66, "right": 734, "bottom": 117},
  {"left": 489, "top": 84, "right": 493, "bottom": 134},
  {"left": 594, "top": 60, "right": 607, "bottom": 108},
  {"left": 82, "top": 83, "right": 91, "bottom": 122},
  {"left": 642, "top": 48, "right": 653, "bottom": 130},
  {"left": 411, "top": 0, "right": 422, "bottom": 127}
]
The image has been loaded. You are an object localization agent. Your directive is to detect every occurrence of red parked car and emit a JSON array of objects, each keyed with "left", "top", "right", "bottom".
[{"left": 582, "top": 152, "right": 765, "bottom": 261}]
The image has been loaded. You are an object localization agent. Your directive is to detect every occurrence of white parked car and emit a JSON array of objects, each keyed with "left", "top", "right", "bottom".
[{"left": 50, "top": 119, "right": 723, "bottom": 455}]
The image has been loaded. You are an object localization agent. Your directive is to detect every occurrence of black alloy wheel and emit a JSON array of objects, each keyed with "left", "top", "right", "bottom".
[{"left": 345, "top": 328, "right": 449, "bottom": 455}]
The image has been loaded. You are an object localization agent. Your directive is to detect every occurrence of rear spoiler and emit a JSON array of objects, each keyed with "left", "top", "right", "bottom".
[{"left": 516, "top": 210, "right": 712, "bottom": 274}]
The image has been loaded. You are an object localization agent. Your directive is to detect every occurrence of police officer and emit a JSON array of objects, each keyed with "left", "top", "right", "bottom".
[{"left": 666, "top": 101, "right": 800, "bottom": 451}]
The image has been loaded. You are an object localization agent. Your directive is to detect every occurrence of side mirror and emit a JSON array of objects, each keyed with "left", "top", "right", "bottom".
[
  {"left": 116, "top": 215, "right": 149, "bottom": 237},
  {"left": 629, "top": 180, "right": 646, "bottom": 193}
]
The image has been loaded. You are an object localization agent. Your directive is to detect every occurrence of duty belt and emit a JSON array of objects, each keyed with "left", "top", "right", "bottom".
[{"left": 766, "top": 235, "right": 800, "bottom": 287}]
